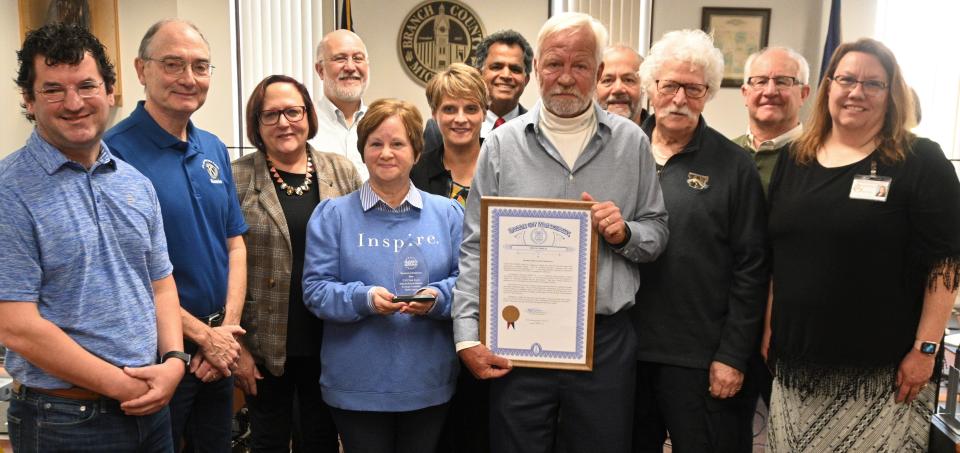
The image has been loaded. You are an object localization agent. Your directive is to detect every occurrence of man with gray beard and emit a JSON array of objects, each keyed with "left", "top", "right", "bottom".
[
  {"left": 310, "top": 29, "right": 370, "bottom": 180},
  {"left": 632, "top": 29, "right": 767, "bottom": 452}
]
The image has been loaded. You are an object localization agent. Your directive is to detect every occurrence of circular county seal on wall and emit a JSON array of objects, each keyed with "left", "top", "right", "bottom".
[{"left": 398, "top": 0, "right": 485, "bottom": 85}]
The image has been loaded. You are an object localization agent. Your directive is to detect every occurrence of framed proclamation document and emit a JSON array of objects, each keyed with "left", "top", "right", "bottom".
[{"left": 479, "top": 197, "right": 598, "bottom": 370}]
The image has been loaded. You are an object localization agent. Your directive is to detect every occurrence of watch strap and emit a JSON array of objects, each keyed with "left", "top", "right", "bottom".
[{"left": 161, "top": 350, "right": 191, "bottom": 367}]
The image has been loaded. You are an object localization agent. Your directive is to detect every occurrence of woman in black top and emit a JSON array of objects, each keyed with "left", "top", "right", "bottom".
[
  {"left": 411, "top": 63, "right": 487, "bottom": 208},
  {"left": 764, "top": 39, "right": 960, "bottom": 451},
  {"left": 410, "top": 63, "right": 489, "bottom": 453}
]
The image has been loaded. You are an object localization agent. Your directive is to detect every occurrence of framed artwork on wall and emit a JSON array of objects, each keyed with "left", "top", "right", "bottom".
[
  {"left": 701, "top": 7, "right": 771, "bottom": 88},
  {"left": 18, "top": 0, "right": 123, "bottom": 105}
]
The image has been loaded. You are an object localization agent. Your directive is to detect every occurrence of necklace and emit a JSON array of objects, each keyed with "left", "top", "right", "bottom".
[{"left": 267, "top": 152, "right": 313, "bottom": 196}]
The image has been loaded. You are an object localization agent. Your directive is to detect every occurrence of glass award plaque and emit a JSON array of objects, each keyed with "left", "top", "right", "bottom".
[{"left": 394, "top": 243, "right": 428, "bottom": 297}]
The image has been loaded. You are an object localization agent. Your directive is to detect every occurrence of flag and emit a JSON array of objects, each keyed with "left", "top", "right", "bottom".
[
  {"left": 819, "top": 0, "right": 842, "bottom": 80},
  {"left": 337, "top": 0, "right": 353, "bottom": 31}
]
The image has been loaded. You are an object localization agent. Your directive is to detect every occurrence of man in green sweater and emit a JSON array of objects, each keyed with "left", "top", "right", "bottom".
[{"left": 733, "top": 47, "right": 810, "bottom": 193}]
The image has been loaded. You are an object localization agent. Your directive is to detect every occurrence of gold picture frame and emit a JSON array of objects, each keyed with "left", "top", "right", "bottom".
[
  {"left": 480, "top": 196, "right": 598, "bottom": 371},
  {"left": 18, "top": 0, "right": 123, "bottom": 105},
  {"left": 701, "top": 7, "right": 771, "bottom": 88}
]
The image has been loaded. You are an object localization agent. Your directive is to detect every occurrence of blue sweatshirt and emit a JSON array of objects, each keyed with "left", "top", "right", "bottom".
[{"left": 303, "top": 184, "right": 463, "bottom": 412}]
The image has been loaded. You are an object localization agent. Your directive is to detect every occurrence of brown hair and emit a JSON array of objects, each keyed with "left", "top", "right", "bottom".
[
  {"left": 425, "top": 63, "right": 488, "bottom": 113},
  {"left": 244, "top": 75, "right": 318, "bottom": 152},
  {"left": 356, "top": 99, "right": 424, "bottom": 163},
  {"left": 793, "top": 38, "right": 915, "bottom": 165}
]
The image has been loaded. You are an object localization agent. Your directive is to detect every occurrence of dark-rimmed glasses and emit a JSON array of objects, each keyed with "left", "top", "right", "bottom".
[
  {"left": 655, "top": 80, "right": 708, "bottom": 99},
  {"left": 35, "top": 81, "right": 104, "bottom": 103},
  {"left": 144, "top": 57, "right": 214, "bottom": 77},
  {"left": 260, "top": 106, "right": 307, "bottom": 125}
]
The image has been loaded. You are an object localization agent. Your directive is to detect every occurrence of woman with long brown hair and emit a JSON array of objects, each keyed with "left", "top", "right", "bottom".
[{"left": 763, "top": 38, "right": 960, "bottom": 451}]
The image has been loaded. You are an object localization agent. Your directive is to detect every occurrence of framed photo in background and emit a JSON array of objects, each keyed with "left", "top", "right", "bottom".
[
  {"left": 701, "top": 7, "right": 771, "bottom": 88},
  {"left": 18, "top": 0, "right": 123, "bottom": 105}
]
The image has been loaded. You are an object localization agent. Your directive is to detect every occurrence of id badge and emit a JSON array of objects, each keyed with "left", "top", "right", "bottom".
[{"left": 850, "top": 174, "right": 892, "bottom": 202}]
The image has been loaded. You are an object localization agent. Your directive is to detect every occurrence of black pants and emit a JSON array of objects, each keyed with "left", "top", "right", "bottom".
[
  {"left": 490, "top": 310, "right": 638, "bottom": 453},
  {"left": 330, "top": 403, "right": 449, "bottom": 453},
  {"left": 434, "top": 362, "right": 490, "bottom": 453},
  {"left": 245, "top": 356, "right": 338, "bottom": 453},
  {"left": 633, "top": 362, "right": 754, "bottom": 453}
]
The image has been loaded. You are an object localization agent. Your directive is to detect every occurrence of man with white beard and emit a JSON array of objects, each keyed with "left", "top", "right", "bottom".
[
  {"left": 453, "top": 13, "right": 668, "bottom": 452},
  {"left": 310, "top": 30, "right": 370, "bottom": 180},
  {"left": 631, "top": 29, "right": 767, "bottom": 452}
]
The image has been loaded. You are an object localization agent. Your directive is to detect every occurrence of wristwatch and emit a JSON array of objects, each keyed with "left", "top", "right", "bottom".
[
  {"left": 161, "top": 350, "right": 191, "bottom": 368},
  {"left": 915, "top": 340, "right": 939, "bottom": 355}
]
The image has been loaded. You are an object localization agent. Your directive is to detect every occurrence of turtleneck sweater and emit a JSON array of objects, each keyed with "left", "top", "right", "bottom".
[{"left": 538, "top": 104, "right": 597, "bottom": 169}]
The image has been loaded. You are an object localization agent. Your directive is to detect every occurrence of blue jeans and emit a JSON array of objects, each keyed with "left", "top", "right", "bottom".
[
  {"left": 169, "top": 372, "right": 233, "bottom": 452},
  {"left": 8, "top": 387, "right": 173, "bottom": 452}
]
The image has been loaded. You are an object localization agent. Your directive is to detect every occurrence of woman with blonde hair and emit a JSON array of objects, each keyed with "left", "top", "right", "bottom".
[
  {"left": 412, "top": 63, "right": 488, "bottom": 208},
  {"left": 764, "top": 38, "right": 960, "bottom": 451}
]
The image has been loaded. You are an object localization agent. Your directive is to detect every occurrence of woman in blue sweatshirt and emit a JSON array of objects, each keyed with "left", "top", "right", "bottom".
[{"left": 303, "top": 98, "right": 464, "bottom": 453}]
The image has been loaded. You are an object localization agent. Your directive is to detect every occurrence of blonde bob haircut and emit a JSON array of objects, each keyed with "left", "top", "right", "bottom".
[
  {"left": 425, "top": 63, "right": 489, "bottom": 114},
  {"left": 356, "top": 98, "right": 424, "bottom": 163},
  {"left": 793, "top": 38, "right": 915, "bottom": 166}
]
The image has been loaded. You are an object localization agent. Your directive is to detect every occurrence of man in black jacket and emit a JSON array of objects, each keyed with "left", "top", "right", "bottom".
[{"left": 632, "top": 29, "right": 768, "bottom": 453}]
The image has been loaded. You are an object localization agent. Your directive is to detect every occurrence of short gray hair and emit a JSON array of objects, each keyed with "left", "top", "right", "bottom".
[
  {"left": 742, "top": 46, "right": 810, "bottom": 85},
  {"left": 639, "top": 29, "right": 724, "bottom": 101},
  {"left": 138, "top": 19, "right": 209, "bottom": 60},
  {"left": 536, "top": 12, "right": 608, "bottom": 63},
  {"left": 603, "top": 44, "right": 644, "bottom": 64}
]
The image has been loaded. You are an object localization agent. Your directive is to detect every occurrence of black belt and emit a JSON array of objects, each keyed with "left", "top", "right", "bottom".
[{"left": 201, "top": 308, "right": 226, "bottom": 327}]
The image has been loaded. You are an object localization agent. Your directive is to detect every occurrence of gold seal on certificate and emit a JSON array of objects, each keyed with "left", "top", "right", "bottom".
[{"left": 479, "top": 197, "right": 598, "bottom": 370}]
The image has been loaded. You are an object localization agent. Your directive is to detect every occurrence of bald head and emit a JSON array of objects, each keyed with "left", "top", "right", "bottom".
[
  {"left": 315, "top": 30, "right": 369, "bottom": 105},
  {"left": 597, "top": 45, "right": 644, "bottom": 122}
]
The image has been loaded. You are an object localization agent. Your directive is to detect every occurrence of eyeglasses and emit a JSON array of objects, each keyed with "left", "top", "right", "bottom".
[
  {"left": 35, "top": 81, "right": 104, "bottom": 103},
  {"left": 745, "top": 76, "right": 801, "bottom": 91},
  {"left": 327, "top": 54, "right": 366, "bottom": 66},
  {"left": 655, "top": 80, "right": 708, "bottom": 99},
  {"left": 144, "top": 57, "right": 214, "bottom": 77},
  {"left": 260, "top": 106, "right": 306, "bottom": 125},
  {"left": 829, "top": 75, "right": 887, "bottom": 96}
]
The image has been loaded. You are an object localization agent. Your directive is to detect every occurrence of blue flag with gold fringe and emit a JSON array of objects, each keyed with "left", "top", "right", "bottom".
[
  {"left": 819, "top": 0, "right": 842, "bottom": 80},
  {"left": 337, "top": 0, "right": 353, "bottom": 31}
]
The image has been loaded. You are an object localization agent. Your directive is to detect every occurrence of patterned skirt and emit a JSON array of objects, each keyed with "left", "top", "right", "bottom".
[{"left": 767, "top": 375, "right": 934, "bottom": 452}]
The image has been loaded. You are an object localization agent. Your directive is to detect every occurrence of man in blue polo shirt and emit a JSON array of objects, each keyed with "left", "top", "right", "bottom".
[
  {"left": 0, "top": 23, "right": 187, "bottom": 452},
  {"left": 104, "top": 19, "right": 248, "bottom": 452}
]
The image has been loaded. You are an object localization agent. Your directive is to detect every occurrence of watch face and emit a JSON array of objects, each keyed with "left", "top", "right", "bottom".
[{"left": 921, "top": 342, "right": 937, "bottom": 354}]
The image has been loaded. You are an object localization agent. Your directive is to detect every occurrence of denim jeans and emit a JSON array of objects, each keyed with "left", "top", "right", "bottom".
[{"left": 8, "top": 387, "right": 173, "bottom": 452}]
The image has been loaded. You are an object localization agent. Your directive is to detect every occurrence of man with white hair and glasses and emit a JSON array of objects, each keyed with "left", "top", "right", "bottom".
[
  {"left": 631, "top": 29, "right": 768, "bottom": 453},
  {"left": 453, "top": 12, "right": 668, "bottom": 453},
  {"left": 734, "top": 47, "right": 811, "bottom": 193}
]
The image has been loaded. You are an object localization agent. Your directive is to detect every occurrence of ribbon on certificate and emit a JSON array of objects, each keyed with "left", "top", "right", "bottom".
[{"left": 502, "top": 305, "right": 519, "bottom": 330}]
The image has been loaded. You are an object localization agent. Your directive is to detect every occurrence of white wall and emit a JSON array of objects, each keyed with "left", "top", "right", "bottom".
[
  {"left": 0, "top": 0, "right": 882, "bottom": 158},
  {"left": 344, "top": 0, "right": 548, "bottom": 121},
  {"left": 651, "top": 0, "right": 827, "bottom": 138}
]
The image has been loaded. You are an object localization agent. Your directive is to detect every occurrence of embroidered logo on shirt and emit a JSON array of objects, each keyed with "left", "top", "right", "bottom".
[
  {"left": 202, "top": 159, "right": 223, "bottom": 184},
  {"left": 687, "top": 172, "right": 710, "bottom": 190}
]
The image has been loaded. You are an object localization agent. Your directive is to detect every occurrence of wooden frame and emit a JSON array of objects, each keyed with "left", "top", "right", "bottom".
[
  {"left": 18, "top": 0, "right": 124, "bottom": 105},
  {"left": 480, "top": 196, "right": 598, "bottom": 371},
  {"left": 701, "top": 7, "right": 771, "bottom": 88}
]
